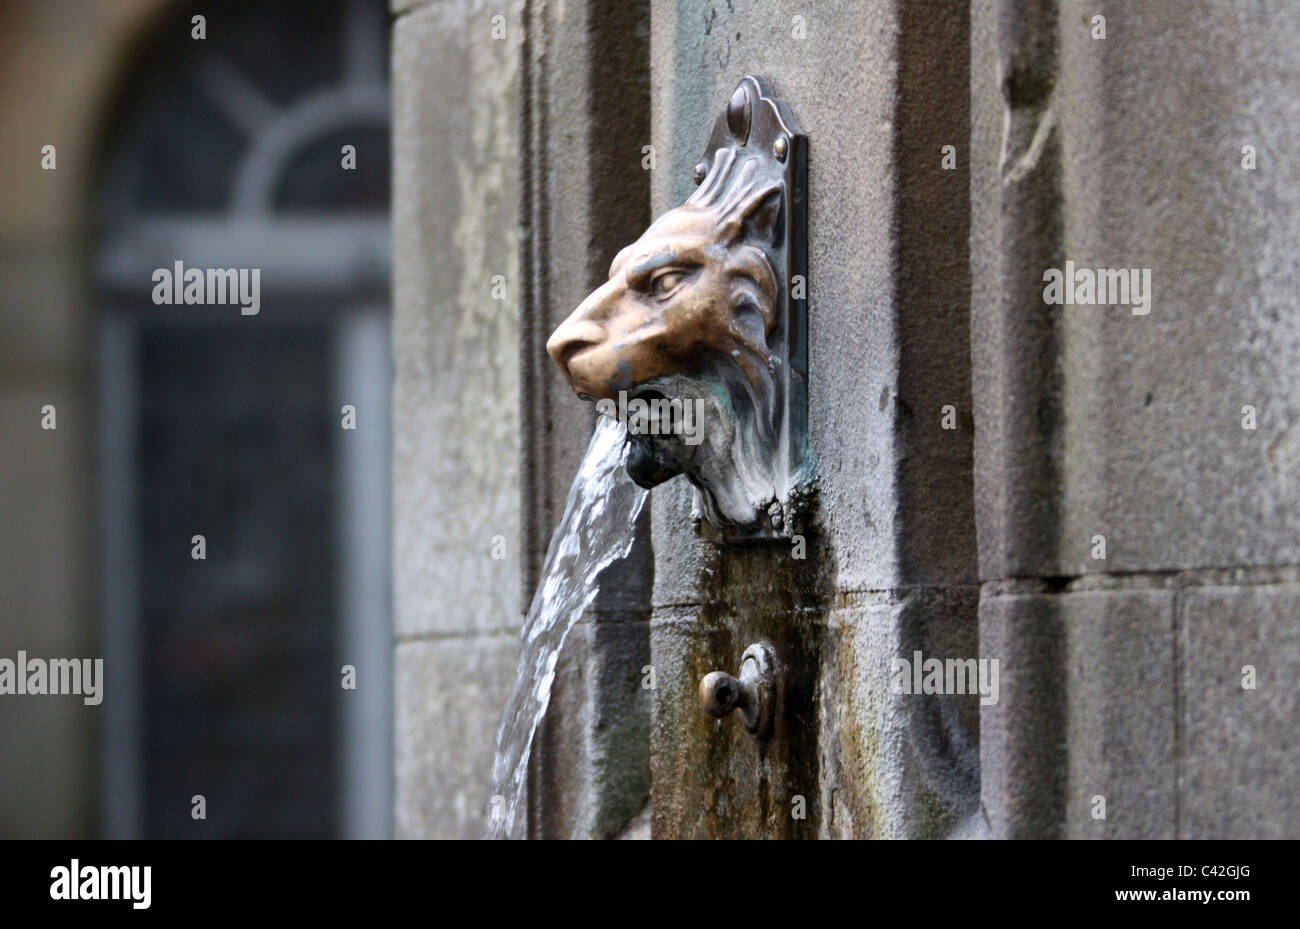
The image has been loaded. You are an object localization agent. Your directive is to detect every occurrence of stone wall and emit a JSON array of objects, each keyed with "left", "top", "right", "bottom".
[
  {"left": 393, "top": 0, "right": 1299, "bottom": 839},
  {"left": 973, "top": 0, "right": 1300, "bottom": 838}
]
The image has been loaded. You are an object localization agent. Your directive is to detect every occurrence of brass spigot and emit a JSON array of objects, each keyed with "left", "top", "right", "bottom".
[{"left": 698, "top": 642, "right": 776, "bottom": 739}]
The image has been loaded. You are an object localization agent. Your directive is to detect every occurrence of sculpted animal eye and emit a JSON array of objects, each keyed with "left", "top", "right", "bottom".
[{"left": 651, "top": 269, "right": 688, "bottom": 297}]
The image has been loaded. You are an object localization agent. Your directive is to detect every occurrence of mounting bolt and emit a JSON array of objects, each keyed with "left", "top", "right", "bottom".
[
  {"left": 727, "top": 83, "right": 752, "bottom": 144},
  {"left": 693, "top": 161, "right": 709, "bottom": 184},
  {"left": 698, "top": 642, "right": 776, "bottom": 739},
  {"left": 773, "top": 136, "right": 788, "bottom": 162}
]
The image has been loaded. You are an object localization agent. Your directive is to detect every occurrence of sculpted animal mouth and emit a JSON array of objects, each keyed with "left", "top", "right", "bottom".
[
  {"left": 620, "top": 388, "right": 709, "bottom": 490},
  {"left": 628, "top": 386, "right": 664, "bottom": 404},
  {"left": 625, "top": 430, "right": 684, "bottom": 489}
]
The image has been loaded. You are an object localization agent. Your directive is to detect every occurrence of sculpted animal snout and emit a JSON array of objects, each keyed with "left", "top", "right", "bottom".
[{"left": 546, "top": 286, "right": 615, "bottom": 398}]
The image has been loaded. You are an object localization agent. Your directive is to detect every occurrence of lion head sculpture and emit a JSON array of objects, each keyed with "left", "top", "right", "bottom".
[{"left": 547, "top": 77, "right": 809, "bottom": 538}]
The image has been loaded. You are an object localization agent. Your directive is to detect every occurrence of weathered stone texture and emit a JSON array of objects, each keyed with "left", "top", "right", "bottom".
[
  {"left": 1180, "top": 584, "right": 1300, "bottom": 839},
  {"left": 392, "top": 0, "right": 522, "bottom": 838},
  {"left": 818, "top": 588, "right": 982, "bottom": 840},
  {"left": 972, "top": 0, "right": 1300, "bottom": 839},
  {"left": 393, "top": 0, "right": 521, "bottom": 639},
  {"left": 974, "top": 0, "right": 1300, "bottom": 579},
  {"left": 980, "top": 586, "right": 1179, "bottom": 840},
  {"left": 394, "top": 636, "right": 517, "bottom": 839}
]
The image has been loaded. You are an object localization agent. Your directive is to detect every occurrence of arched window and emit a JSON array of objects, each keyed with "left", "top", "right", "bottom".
[{"left": 95, "top": 0, "right": 391, "bottom": 838}]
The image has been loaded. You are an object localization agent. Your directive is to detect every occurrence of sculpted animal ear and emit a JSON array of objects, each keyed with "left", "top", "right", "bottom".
[{"left": 741, "top": 187, "right": 783, "bottom": 247}]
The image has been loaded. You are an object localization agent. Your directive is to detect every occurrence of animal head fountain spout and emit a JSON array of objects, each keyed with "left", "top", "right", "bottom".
[{"left": 546, "top": 76, "right": 810, "bottom": 540}]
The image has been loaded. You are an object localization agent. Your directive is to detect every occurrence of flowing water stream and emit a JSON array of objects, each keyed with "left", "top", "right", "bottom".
[{"left": 490, "top": 416, "right": 648, "bottom": 838}]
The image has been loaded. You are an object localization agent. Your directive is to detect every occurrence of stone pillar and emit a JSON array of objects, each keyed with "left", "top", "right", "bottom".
[
  {"left": 392, "top": 0, "right": 523, "bottom": 839},
  {"left": 972, "top": 0, "right": 1300, "bottom": 838},
  {"left": 647, "top": 0, "right": 980, "bottom": 838}
]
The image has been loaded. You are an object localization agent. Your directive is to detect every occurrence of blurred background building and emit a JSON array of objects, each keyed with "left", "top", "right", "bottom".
[{"left": 0, "top": 0, "right": 392, "bottom": 838}]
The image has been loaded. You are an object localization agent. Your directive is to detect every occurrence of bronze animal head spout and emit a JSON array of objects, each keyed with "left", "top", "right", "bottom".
[{"left": 547, "top": 76, "right": 810, "bottom": 539}]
